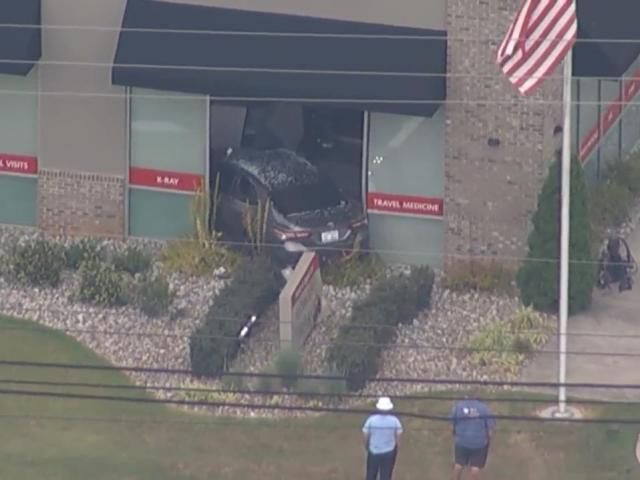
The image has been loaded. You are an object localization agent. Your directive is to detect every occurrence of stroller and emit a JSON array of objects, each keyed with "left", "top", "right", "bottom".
[{"left": 596, "top": 236, "right": 638, "bottom": 292}]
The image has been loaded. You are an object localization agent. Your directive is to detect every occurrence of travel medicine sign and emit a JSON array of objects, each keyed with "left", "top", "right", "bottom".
[
  {"left": 0, "top": 153, "right": 38, "bottom": 176},
  {"left": 367, "top": 192, "right": 444, "bottom": 219}
]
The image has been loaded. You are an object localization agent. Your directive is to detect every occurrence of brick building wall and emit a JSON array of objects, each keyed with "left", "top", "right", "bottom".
[
  {"left": 38, "top": 169, "right": 125, "bottom": 237},
  {"left": 444, "top": 0, "right": 563, "bottom": 265}
]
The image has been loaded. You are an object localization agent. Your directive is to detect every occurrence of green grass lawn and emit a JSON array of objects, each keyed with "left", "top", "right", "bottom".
[{"left": 0, "top": 314, "right": 638, "bottom": 479}]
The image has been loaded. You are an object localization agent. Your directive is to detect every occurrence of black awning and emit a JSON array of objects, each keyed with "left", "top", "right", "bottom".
[
  {"left": 112, "top": 0, "right": 446, "bottom": 116},
  {"left": 574, "top": 0, "right": 640, "bottom": 78},
  {"left": 0, "top": 0, "right": 41, "bottom": 76}
]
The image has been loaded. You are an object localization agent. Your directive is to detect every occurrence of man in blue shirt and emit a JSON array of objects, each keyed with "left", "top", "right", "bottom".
[
  {"left": 450, "top": 396, "right": 496, "bottom": 480},
  {"left": 362, "top": 397, "right": 403, "bottom": 480}
]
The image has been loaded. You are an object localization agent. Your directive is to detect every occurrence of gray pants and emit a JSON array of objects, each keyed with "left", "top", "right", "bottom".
[{"left": 366, "top": 448, "right": 397, "bottom": 480}]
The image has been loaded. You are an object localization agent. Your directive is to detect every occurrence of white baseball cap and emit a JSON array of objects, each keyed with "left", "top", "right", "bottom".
[{"left": 376, "top": 396, "right": 394, "bottom": 411}]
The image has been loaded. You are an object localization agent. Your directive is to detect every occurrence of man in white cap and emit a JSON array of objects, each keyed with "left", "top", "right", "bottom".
[{"left": 362, "top": 396, "right": 403, "bottom": 480}]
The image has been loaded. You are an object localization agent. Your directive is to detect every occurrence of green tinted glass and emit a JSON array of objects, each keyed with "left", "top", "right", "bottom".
[
  {"left": 128, "top": 188, "right": 194, "bottom": 239},
  {"left": 130, "top": 88, "right": 207, "bottom": 174},
  {"left": 0, "top": 72, "right": 37, "bottom": 156},
  {"left": 0, "top": 175, "right": 37, "bottom": 226}
]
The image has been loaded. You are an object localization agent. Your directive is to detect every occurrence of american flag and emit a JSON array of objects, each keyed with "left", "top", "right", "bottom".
[{"left": 497, "top": 0, "right": 578, "bottom": 96}]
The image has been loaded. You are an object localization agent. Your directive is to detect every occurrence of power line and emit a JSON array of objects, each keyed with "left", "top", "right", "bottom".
[
  {"left": 0, "top": 412, "right": 600, "bottom": 435},
  {"left": 0, "top": 386, "right": 638, "bottom": 425},
  {"left": 3, "top": 320, "right": 640, "bottom": 341},
  {"left": 1, "top": 22, "right": 640, "bottom": 46},
  {"left": 0, "top": 227, "right": 633, "bottom": 266},
  {"left": 2, "top": 318, "right": 640, "bottom": 359},
  {"left": 1, "top": 358, "right": 639, "bottom": 391},
  {"left": 0, "top": 57, "right": 635, "bottom": 84},
  {"left": 0, "top": 377, "right": 634, "bottom": 406},
  {"left": 0, "top": 87, "right": 637, "bottom": 108}
]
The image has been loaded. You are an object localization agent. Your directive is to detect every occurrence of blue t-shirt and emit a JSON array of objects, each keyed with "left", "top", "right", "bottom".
[
  {"left": 450, "top": 400, "right": 496, "bottom": 449},
  {"left": 362, "top": 414, "right": 403, "bottom": 454}
]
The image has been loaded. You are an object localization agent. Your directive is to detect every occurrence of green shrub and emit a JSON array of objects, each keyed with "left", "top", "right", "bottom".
[
  {"left": 606, "top": 155, "right": 640, "bottom": 195},
  {"left": 274, "top": 348, "right": 304, "bottom": 390},
  {"left": 221, "top": 370, "right": 246, "bottom": 392},
  {"left": 468, "top": 306, "right": 552, "bottom": 375},
  {"left": 10, "top": 238, "right": 65, "bottom": 287},
  {"left": 443, "top": 260, "right": 515, "bottom": 294},
  {"left": 77, "top": 259, "right": 127, "bottom": 307},
  {"left": 189, "top": 257, "right": 284, "bottom": 378},
  {"left": 322, "top": 252, "right": 385, "bottom": 288},
  {"left": 517, "top": 156, "right": 595, "bottom": 314},
  {"left": 136, "top": 275, "right": 173, "bottom": 318},
  {"left": 255, "top": 368, "right": 279, "bottom": 393},
  {"left": 64, "top": 238, "right": 103, "bottom": 270},
  {"left": 112, "top": 246, "right": 152, "bottom": 276},
  {"left": 588, "top": 182, "right": 633, "bottom": 242},
  {"left": 328, "top": 266, "right": 435, "bottom": 391},
  {"left": 160, "top": 238, "right": 239, "bottom": 276}
]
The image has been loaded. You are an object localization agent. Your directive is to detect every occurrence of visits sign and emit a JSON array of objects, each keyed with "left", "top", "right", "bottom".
[
  {"left": 279, "top": 252, "right": 322, "bottom": 349},
  {"left": 0, "top": 153, "right": 38, "bottom": 175}
]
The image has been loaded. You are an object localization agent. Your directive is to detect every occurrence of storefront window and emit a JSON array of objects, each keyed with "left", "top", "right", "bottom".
[
  {"left": 366, "top": 110, "right": 445, "bottom": 266},
  {"left": 128, "top": 88, "right": 207, "bottom": 239},
  {"left": 0, "top": 72, "right": 38, "bottom": 226}
]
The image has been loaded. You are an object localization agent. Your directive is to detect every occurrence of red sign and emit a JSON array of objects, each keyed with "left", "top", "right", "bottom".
[
  {"left": 0, "top": 153, "right": 38, "bottom": 175},
  {"left": 367, "top": 192, "right": 444, "bottom": 218},
  {"left": 129, "top": 167, "right": 203, "bottom": 192},
  {"left": 579, "top": 67, "right": 640, "bottom": 164}
]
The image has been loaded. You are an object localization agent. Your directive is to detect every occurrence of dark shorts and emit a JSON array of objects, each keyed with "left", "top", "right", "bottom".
[{"left": 454, "top": 443, "right": 489, "bottom": 468}]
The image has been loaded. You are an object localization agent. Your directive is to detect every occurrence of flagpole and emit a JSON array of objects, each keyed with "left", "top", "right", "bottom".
[{"left": 557, "top": 48, "right": 573, "bottom": 416}]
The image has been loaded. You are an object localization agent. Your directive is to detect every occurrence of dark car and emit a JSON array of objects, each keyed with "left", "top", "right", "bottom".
[{"left": 211, "top": 147, "right": 368, "bottom": 266}]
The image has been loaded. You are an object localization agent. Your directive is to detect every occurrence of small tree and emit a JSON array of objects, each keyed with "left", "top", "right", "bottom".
[{"left": 517, "top": 155, "right": 595, "bottom": 314}]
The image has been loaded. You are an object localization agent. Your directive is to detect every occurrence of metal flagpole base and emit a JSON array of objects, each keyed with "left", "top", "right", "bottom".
[{"left": 538, "top": 405, "right": 583, "bottom": 419}]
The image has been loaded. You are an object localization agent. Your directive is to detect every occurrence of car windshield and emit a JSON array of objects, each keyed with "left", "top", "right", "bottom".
[{"left": 271, "top": 179, "right": 344, "bottom": 215}]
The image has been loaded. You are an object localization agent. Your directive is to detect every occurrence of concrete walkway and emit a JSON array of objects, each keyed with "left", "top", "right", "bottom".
[{"left": 520, "top": 225, "right": 640, "bottom": 402}]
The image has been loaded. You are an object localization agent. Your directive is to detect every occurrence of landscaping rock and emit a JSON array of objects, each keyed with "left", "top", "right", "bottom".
[{"left": 0, "top": 225, "right": 551, "bottom": 417}]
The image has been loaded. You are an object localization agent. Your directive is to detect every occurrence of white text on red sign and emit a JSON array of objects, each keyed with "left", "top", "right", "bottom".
[{"left": 372, "top": 197, "right": 441, "bottom": 214}]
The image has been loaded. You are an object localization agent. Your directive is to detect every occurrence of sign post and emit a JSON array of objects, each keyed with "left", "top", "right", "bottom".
[{"left": 278, "top": 252, "right": 323, "bottom": 350}]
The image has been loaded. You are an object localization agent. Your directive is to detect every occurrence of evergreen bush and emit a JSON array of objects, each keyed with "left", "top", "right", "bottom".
[
  {"left": 327, "top": 266, "right": 435, "bottom": 391},
  {"left": 189, "top": 256, "right": 284, "bottom": 378},
  {"left": 64, "top": 238, "right": 103, "bottom": 270},
  {"left": 517, "top": 156, "right": 595, "bottom": 314},
  {"left": 136, "top": 275, "right": 174, "bottom": 318},
  {"left": 273, "top": 348, "right": 304, "bottom": 390},
  {"left": 112, "top": 246, "right": 152, "bottom": 276},
  {"left": 77, "top": 259, "right": 127, "bottom": 307},
  {"left": 10, "top": 238, "right": 65, "bottom": 287}
]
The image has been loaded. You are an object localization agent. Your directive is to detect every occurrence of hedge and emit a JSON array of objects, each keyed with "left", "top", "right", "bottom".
[
  {"left": 189, "top": 256, "right": 284, "bottom": 378},
  {"left": 327, "top": 266, "right": 435, "bottom": 391}
]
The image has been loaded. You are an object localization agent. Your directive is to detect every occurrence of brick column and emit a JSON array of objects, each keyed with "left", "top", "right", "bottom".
[
  {"left": 38, "top": 169, "right": 125, "bottom": 237},
  {"left": 444, "top": 0, "right": 563, "bottom": 266}
]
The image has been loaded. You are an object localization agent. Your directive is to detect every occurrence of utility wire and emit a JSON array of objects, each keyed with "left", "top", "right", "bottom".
[
  {"left": 3, "top": 320, "right": 640, "bottom": 341},
  {"left": 0, "top": 412, "right": 602, "bottom": 435},
  {"left": 0, "top": 386, "right": 638, "bottom": 425},
  {"left": 1, "top": 358, "right": 640, "bottom": 391},
  {"left": 1, "top": 228, "right": 635, "bottom": 265},
  {"left": 0, "top": 87, "right": 635, "bottom": 107},
  {"left": 1, "top": 319, "right": 638, "bottom": 359},
  {"left": 0, "top": 57, "right": 636, "bottom": 84},
  {"left": 1, "top": 22, "right": 640, "bottom": 46},
  {"left": 0, "top": 377, "right": 635, "bottom": 406}
]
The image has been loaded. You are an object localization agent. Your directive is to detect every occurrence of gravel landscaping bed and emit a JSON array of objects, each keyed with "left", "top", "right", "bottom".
[{"left": 0, "top": 225, "right": 551, "bottom": 418}]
